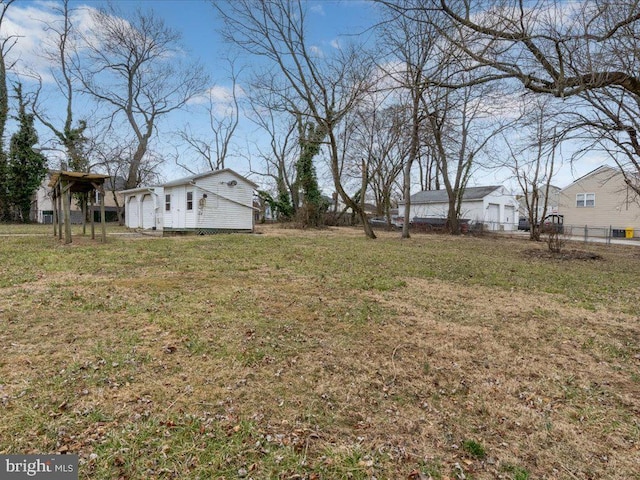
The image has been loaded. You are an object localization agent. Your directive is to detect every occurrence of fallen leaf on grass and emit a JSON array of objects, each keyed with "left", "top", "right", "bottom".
[{"left": 407, "top": 470, "right": 430, "bottom": 480}]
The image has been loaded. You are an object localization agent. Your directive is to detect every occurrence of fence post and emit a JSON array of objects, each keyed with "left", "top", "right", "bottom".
[
  {"left": 584, "top": 225, "right": 588, "bottom": 243},
  {"left": 608, "top": 225, "right": 611, "bottom": 245}
]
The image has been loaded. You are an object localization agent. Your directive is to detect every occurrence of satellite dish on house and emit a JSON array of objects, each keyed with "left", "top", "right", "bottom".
[{"left": 227, "top": 180, "right": 238, "bottom": 186}]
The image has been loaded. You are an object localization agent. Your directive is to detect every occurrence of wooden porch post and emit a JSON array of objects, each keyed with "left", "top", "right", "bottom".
[
  {"left": 82, "top": 193, "right": 87, "bottom": 235},
  {"left": 90, "top": 190, "right": 95, "bottom": 240},
  {"left": 52, "top": 187, "right": 58, "bottom": 237},
  {"left": 62, "top": 179, "right": 72, "bottom": 244},
  {"left": 100, "top": 184, "right": 106, "bottom": 242},
  {"left": 57, "top": 182, "right": 63, "bottom": 240}
]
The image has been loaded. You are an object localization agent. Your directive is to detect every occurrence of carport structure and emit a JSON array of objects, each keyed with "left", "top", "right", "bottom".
[{"left": 49, "top": 171, "right": 110, "bottom": 244}]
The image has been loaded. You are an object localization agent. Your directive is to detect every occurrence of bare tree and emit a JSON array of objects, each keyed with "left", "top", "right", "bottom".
[
  {"left": 247, "top": 95, "right": 299, "bottom": 220},
  {"left": 31, "top": 0, "right": 88, "bottom": 172},
  {"left": 379, "top": 1, "right": 512, "bottom": 234},
  {"left": 564, "top": 87, "right": 640, "bottom": 194},
  {"left": 435, "top": 1, "right": 640, "bottom": 97},
  {"left": 77, "top": 5, "right": 208, "bottom": 190},
  {"left": 378, "top": 0, "right": 442, "bottom": 238},
  {"left": 344, "top": 102, "right": 409, "bottom": 227},
  {"left": 87, "top": 128, "right": 163, "bottom": 224},
  {"left": 215, "top": 0, "right": 377, "bottom": 238},
  {"left": 417, "top": 135, "right": 439, "bottom": 192},
  {"left": 0, "top": 0, "right": 17, "bottom": 220},
  {"left": 503, "top": 97, "right": 560, "bottom": 241},
  {"left": 431, "top": 0, "right": 640, "bottom": 193},
  {"left": 425, "top": 74, "right": 512, "bottom": 234},
  {"left": 177, "top": 59, "right": 241, "bottom": 174}
]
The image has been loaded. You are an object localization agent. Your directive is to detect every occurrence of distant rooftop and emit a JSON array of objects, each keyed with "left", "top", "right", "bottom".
[{"left": 400, "top": 186, "right": 502, "bottom": 204}]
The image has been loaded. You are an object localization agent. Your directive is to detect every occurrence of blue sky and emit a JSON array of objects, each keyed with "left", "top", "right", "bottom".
[
  {"left": 5, "top": 0, "right": 609, "bottom": 192},
  {"left": 6, "top": 0, "right": 385, "bottom": 184}
]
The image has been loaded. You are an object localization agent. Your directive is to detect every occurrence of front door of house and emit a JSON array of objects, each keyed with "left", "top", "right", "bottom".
[{"left": 171, "top": 186, "right": 186, "bottom": 229}]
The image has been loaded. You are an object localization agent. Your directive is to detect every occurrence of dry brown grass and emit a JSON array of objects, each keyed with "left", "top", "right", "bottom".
[{"left": 1, "top": 225, "right": 639, "bottom": 479}]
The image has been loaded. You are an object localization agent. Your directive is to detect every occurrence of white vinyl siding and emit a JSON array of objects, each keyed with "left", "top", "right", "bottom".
[
  {"left": 194, "top": 172, "right": 254, "bottom": 230},
  {"left": 406, "top": 200, "right": 486, "bottom": 221},
  {"left": 155, "top": 170, "right": 255, "bottom": 232},
  {"left": 400, "top": 187, "right": 519, "bottom": 231}
]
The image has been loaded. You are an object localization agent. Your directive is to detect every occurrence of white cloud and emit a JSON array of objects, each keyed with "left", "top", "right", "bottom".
[
  {"left": 209, "top": 85, "right": 236, "bottom": 103},
  {"left": 1, "top": 2, "right": 100, "bottom": 82},
  {"left": 309, "top": 4, "right": 325, "bottom": 16},
  {"left": 308, "top": 45, "right": 324, "bottom": 58},
  {"left": 188, "top": 84, "right": 245, "bottom": 118}
]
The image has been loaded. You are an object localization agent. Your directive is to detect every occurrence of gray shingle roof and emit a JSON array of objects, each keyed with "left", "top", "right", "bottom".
[
  {"left": 404, "top": 186, "right": 502, "bottom": 204},
  {"left": 162, "top": 168, "right": 258, "bottom": 188}
]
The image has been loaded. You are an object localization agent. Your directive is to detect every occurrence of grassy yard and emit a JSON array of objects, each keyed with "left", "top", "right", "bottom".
[{"left": 0, "top": 225, "right": 639, "bottom": 479}]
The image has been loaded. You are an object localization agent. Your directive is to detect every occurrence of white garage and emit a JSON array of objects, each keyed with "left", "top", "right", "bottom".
[
  {"left": 120, "top": 187, "right": 164, "bottom": 231},
  {"left": 120, "top": 169, "right": 257, "bottom": 234},
  {"left": 398, "top": 185, "right": 519, "bottom": 231}
]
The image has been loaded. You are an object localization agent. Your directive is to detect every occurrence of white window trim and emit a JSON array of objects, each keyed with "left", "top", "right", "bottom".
[
  {"left": 576, "top": 192, "right": 595, "bottom": 208},
  {"left": 186, "top": 191, "right": 194, "bottom": 211}
]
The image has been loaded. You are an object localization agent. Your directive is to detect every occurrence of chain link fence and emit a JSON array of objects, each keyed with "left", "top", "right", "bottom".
[{"left": 562, "top": 224, "right": 636, "bottom": 244}]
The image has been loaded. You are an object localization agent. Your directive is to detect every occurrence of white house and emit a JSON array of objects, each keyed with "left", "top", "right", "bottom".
[
  {"left": 398, "top": 186, "right": 520, "bottom": 230},
  {"left": 121, "top": 169, "right": 258, "bottom": 234},
  {"left": 32, "top": 171, "right": 123, "bottom": 224}
]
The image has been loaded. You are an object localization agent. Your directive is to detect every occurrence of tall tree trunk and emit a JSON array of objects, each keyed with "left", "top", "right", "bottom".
[
  {"left": 447, "top": 192, "right": 459, "bottom": 234},
  {"left": 0, "top": 46, "right": 8, "bottom": 220},
  {"left": 328, "top": 130, "right": 375, "bottom": 239},
  {"left": 401, "top": 90, "right": 422, "bottom": 239}
]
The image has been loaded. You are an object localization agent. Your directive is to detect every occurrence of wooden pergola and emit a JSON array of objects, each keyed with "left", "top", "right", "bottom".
[{"left": 49, "top": 171, "right": 110, "bottom": 244}]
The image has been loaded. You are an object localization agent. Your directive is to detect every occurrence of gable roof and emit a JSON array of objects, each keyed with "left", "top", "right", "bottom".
[
  {"left": 402, "top": 186, "right": 503, "bottom": 205},
  {"left": 560, "top": 165, "right": 621, "bottom": 191},
  {"left": 119, "top": 186, "right": 163, "bottom": 195},
  {"left": 163, "top": 168, "right": 258, "bottom": 189}
]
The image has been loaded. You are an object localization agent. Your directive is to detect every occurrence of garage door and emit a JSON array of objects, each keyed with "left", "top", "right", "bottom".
[
  {"left": 504, "top": 205, "right": 515, "bottom": 229},
  {"left": 127, "top": 197, "right": 139, "bottom": 228},
  {"left": 141, "top": 194, "right": 155, "bottom": 229},
  {"left": 487, "top": 203, "right": 500, "bottom": 230}
]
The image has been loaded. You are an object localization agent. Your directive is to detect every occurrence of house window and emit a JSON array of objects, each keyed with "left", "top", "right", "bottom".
[
  {"left": 165, "top": 194, "right": 171, "bottom": 211},
  {"left": 186, "top": 191, "right": 193, "bottom": 210},
  {"left": 576, "top": 193, "right": 595, "bottom": 208}
]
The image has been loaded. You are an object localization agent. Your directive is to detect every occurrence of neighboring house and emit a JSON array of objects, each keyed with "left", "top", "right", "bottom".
[
  {"left": 121, "top": 169, "right": 258, "bottom": 234},
  {"left": 558, "top": 165, "right": 639, "bottom": 238},
  {"left": 516, "top": 185, "right": 561, "bottom": 219},
  {"left": 398, "top": 185, "right": 520, "bottom": 231},
  {"left": 31, "top": 171, "right": 123, "bottom": 224}
]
